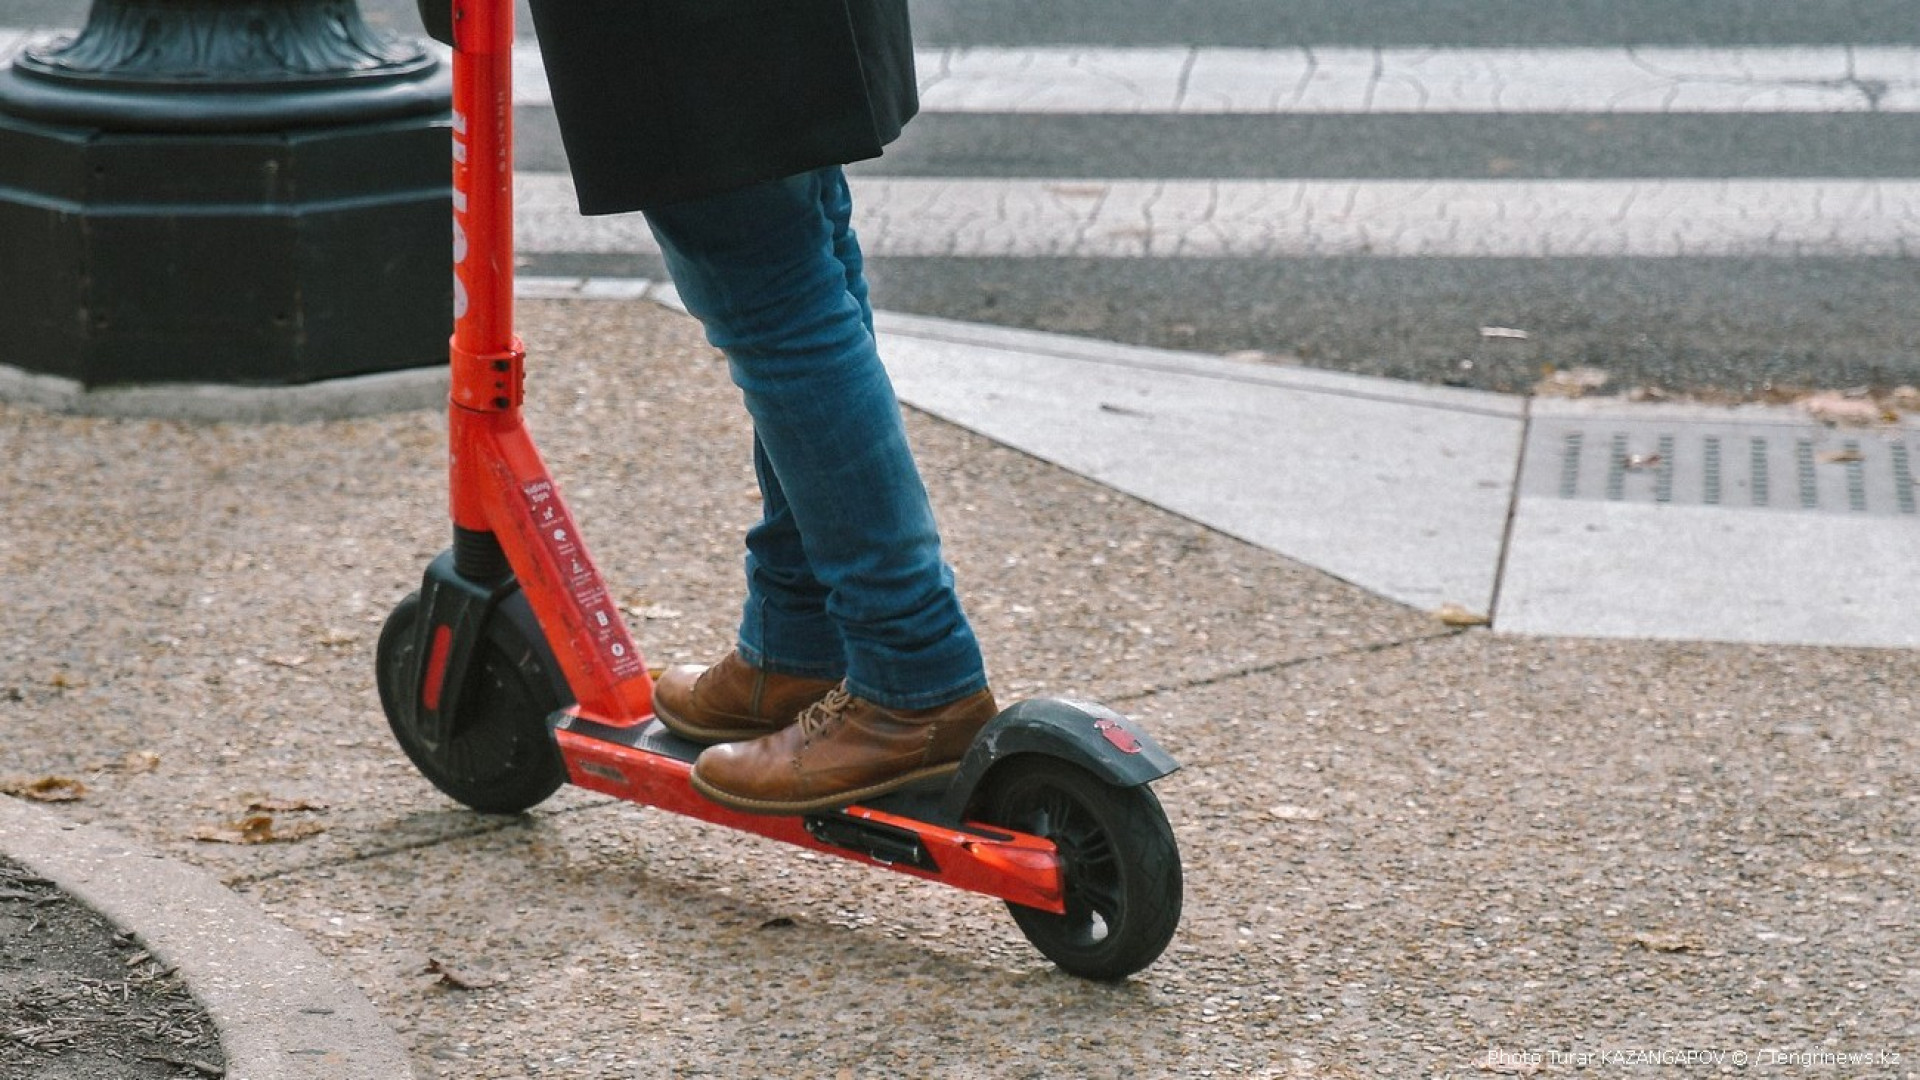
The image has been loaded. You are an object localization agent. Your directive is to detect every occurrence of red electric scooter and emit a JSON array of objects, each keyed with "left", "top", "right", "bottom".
[{"left": 376, "top": 0, "right": 1182, "bottom": 980}]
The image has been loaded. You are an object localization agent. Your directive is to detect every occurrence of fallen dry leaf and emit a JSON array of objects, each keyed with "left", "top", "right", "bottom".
[
  {"left": 1803, "top": 391, "right": 1895, "bottom": 427},
  {"left": 1817, "top": 448, "right": 1866, "bottom": 465},
  {"left": 143, "top": 1055, "right": 221, "bottom": 1078},
  {"left": 1435, "top": 604, "right": 1491, "bottom": 628},
  {"left": 1631, "top": 930, "right": 1702, "bottom": 954},
  {"left": 2, "top": 776, "right": 86, "bottom": 803},
  {"left": 246, "top": 797, "right": 329, "bottom": 813},
  {"left": 1534, "top": 365, "right": 1609, "bottom": 398},
  {"left": 624, "top": 603, "right": 683, "bottom": 621},
  {"left": 87, "top": 751, "right": 160, "bottom": 775},
  {"left": 192, "top": 813, "right": 326, "bottom": 845},
  {"left": 424, "top": 957, "right": 499, "bottom": 990}
]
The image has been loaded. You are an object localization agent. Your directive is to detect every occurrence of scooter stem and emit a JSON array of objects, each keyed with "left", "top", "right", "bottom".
[
  {"left": 450, "top": 0, "right": 516, "bottom": 386},
  {"left": 447, "top": 0, "right": 523, "bottom": 540},
  {"left": 440, "top": 0, "right": 655, "bottom": 724}
]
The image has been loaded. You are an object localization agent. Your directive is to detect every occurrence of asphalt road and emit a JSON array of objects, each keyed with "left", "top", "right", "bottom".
[
  {"left": 9, "top": 0, "right": 1920, "bottom": 396},
  {"left": 16, "top": 0, "right": 1910, "bottom": 45}
]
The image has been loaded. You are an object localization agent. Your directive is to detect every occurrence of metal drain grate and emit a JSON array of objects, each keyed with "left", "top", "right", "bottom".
[{"left": 1524, "top": 417, "right": 1918, "bottom": 516}]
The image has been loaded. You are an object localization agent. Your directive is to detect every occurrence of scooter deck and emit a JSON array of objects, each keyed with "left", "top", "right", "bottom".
[{"left": 550, "top": 711, "right": 1068, "bottom": 913}]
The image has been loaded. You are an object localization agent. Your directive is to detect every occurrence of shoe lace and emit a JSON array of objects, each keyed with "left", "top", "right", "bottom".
[{"left": 796, "top": 686, "right": 854, "bottom": 742}]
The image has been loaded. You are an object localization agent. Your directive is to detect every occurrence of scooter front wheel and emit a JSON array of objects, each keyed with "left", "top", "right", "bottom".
[
  {"left": 981, "top": 757, "right": 1182, "bottom": 981},
  {"left": 375, "top": 593, "right": 569, "bottom": 814}
]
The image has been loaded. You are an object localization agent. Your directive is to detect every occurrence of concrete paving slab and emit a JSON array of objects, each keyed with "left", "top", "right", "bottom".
[
  {"left": 876, "top": 314, "right": 1524, "bottom": 616},
  {"left": 875, "top": 306, "right": 1512, "bottom": 416},
  {"left": 1495, "top": 498, "right": 1920, "bottom": 647},
  {"left": 1128, "top": 631, "right": 1920, "bottom": 1071},
  {"left": 236, "top": 627, "right": 1920, "bottom": 1077}
]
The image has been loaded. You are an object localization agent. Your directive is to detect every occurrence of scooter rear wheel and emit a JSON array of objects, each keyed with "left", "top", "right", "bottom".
[
  {"left": 982, "top": 757, "right": 1182, "bottom": 980},
  {"left": 375, "top": 593, "right": 569, "bottom": 814}
]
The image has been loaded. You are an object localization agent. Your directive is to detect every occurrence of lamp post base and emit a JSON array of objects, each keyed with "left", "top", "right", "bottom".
[{"left": 0, "top": 0, "right": 452, "bottom": 389}]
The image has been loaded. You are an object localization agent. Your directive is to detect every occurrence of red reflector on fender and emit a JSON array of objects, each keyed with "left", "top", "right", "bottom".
[{"left": 1095, "top": 718, "right": 1142, "bottom": 754}]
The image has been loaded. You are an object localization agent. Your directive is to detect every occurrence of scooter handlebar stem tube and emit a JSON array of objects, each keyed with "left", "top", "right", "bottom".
[
  {"left": 444, "top": 0, "right": 655, "bottom": 726},
  {"left": 449, "top": 0, "right": 514, "bottom": 367}
]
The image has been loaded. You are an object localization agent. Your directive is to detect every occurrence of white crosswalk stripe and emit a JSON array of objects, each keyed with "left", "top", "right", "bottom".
[
  {"left": 518, "top": 175, "right": 1920, "bottom": 259},
  {"left": 912, "top": 46, "right": 1920, "bottom": 114}
]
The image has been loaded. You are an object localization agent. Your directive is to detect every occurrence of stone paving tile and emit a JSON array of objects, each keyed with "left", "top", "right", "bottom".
[{"left": 1124, "top": 632, "right": 1919, "bottom": 1073}]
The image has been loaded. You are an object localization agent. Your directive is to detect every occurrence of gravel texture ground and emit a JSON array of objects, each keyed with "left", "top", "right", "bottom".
[{"left": 1, "top": 297, "right": 1915, "bottom": 1078}]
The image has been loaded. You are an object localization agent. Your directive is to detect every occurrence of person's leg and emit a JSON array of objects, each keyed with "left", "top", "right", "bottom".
[
  {"left": 648, "top": 430, "right": 842, "bottom": 746},
  {"left": 644, "top": 166, "right": 986, "bottom": 710},
  {"left": 647, "top": 167, "right": 997, "bottom": 811}
]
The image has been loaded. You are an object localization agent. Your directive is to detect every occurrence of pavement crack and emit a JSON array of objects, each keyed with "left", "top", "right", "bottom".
[
  {"left": 1111, "top": 627, "right": 1468, "bottom": 705},
  {"left": 218, "top": 799, "right": 617, "bottom": 889},
  {"left": 1485, "top": 392, "right": 1535, "bottom": 629},
  {"left": 1286, "top": 46, "right": 1318, "bottom": 111},
  {"left": 1172, "top": 47, "right": 1199, "bottom": 111}
]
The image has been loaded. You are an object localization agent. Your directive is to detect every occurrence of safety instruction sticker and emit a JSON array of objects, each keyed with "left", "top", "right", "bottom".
[{"left": 523, "top": 479, "right": 646, "bottom": 681}]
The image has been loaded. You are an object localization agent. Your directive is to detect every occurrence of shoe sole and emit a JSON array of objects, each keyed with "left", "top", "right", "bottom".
[
  {"left": 688, "top": 762, "right": 962, "bottom": 816},
  {"left": 652, "top": 698, "right": 782, "bottom": 747}
]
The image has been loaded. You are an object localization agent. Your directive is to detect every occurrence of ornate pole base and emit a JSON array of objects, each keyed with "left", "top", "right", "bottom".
[{"left": 0, "top": 0, "right": 452, "bottom": 388}]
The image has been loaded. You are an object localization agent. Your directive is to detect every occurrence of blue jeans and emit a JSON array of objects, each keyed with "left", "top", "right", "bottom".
[{"left": 644, "top": 166, "right": 987, "bottom": 710}]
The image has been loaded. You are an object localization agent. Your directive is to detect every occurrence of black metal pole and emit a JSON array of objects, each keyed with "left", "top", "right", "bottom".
[{"left": 0, "top": 0, "right": 453, "bottom": 388}]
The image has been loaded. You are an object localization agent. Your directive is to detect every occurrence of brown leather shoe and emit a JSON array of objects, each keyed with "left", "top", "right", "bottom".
[
  {"left": 652, "top": 652, "right": 840, "bottom": 745},
  {"left": 690, "top": 685, "right": 999, "bottom": 814}
]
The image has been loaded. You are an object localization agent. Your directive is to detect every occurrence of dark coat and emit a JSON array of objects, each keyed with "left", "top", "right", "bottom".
[{"left": 521, "top": 0, "right": 918, "bottom": 215}]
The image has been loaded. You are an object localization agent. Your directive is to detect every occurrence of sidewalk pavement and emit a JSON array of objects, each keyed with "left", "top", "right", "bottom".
[{"left": 1, "top": 291, "right": 1915, "bottom": 1078}]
